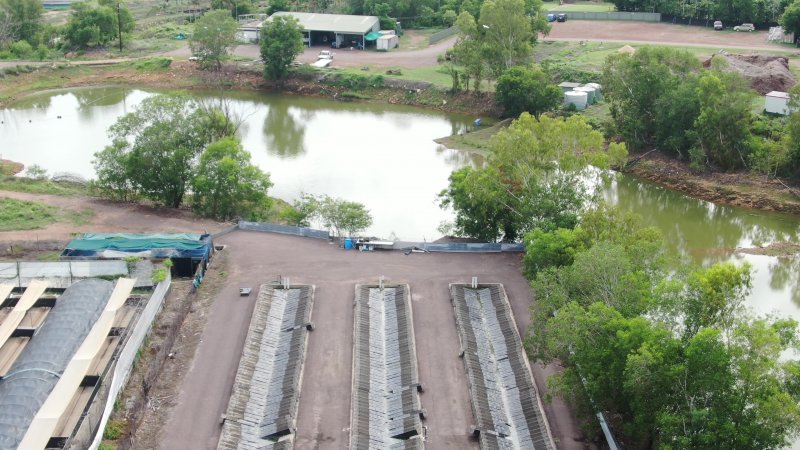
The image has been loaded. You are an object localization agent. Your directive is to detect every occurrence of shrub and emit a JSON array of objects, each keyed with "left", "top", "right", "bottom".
[
  {"left": 152, "top": 268, "right": 167, "bottom": 283},
  {"left": 10, "top": 40, "right": 34, "bottom": 59},
  {"left": 102, "top": 419, "right": 126, "bottom": 440},
  {"left": 3, "top": 66, "right": 19, "bottom": 76},
  {"left": 133, "top": 57, "right": 172, "bottom": 71}
]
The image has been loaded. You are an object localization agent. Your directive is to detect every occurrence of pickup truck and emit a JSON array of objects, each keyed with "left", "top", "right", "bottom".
[
  {"left": 714, "top": 20, "right": 723, "bottom": 30},
  {"left": 318, "top": 50, "right": 334, "bottom": 60}
]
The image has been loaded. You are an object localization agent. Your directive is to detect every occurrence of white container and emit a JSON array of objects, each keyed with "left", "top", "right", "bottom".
[
  {"left": 377, "top": 34, "right": 398, "bottom": 51},
  {"left": 765, "top": 91, "right": 790, "bottom": 115},
  {"left": 564, "top": 91, "right": 588, "bottom": 110},
  {"left": 574, "top": 86, "right": 596, "bottom": 104}
]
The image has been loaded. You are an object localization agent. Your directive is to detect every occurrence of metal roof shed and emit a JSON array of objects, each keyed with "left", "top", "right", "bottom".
[{"left": 269, "top": 12, "right": 379, "bottom": 48}]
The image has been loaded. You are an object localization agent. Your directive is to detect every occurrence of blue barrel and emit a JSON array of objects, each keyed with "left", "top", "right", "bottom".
[{"left": 344, "top": 238, "right": 353, "bottom": 249}]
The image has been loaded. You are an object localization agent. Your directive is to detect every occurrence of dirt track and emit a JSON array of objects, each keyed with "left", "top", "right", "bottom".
[
  {"left": 544, "top": 20, "right": 796, "bottom": 51},
  {"left": 159, "top": 230, "right": 593, "bottom": 450}
]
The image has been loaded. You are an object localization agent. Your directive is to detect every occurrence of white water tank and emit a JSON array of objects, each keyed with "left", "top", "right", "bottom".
[
  {"left": 586, "top": 82, "right": 602, "bottom": 99},
  {"left": 564, "top": 91, "right": 588, "bottom": 110},
  {"left": 574, "top": 86, "right": 596, "bottom": 104}
]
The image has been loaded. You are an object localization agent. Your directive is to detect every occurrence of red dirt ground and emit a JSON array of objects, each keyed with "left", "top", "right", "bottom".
[{"left": 544, "top": 20, "right": 796, "bottom": 51}]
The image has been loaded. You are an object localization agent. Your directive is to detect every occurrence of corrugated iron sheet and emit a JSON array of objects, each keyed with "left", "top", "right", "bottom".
[
  {"left": 351, "top": 285, "right": 424, "bottom": 450},
  {"left": 450, "top": 284, "right": 554, "bottom": 450}
]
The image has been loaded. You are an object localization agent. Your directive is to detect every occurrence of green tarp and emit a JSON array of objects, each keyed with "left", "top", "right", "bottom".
[{"left": 365, "top": 31, "right": 382, "bottom": 41}]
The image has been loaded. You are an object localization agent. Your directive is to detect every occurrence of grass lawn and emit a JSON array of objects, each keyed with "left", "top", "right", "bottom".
[
  {"left": 544, "top": 1, "right": 616, "bottom": 11},
  {"left": 338, "top": 65, "right": 455, "bottom": 89},
  {"left": 0, "top": 197, "right": 58, "bottom": 231},
  {"left": 0, "top": 177, "right": 88, "bottom": 196},
  {"left": 435, "top": 119, "right": 512, "bottom": 154}
]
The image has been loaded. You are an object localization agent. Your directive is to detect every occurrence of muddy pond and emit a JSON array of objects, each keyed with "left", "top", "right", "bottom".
[{"left": 1, "top": 86, "right": 799, "bottom": 324}]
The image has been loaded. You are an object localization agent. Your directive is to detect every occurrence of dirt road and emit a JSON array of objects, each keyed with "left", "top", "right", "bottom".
[{"left": 159, "top": 230, "right": 593, "bottom": 450}]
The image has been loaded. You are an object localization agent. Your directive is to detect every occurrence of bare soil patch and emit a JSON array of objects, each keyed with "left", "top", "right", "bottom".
[
  {"left": 625, "top": 151, "right": 800, "bottom": 214},
  {"left": 736, "top": 241, "right": 800, "bottom": 256},
  {"left": 544, "top": 20, "right": 796, "bottom": 51},
  {"left": 0, "top": 190, "right": 229, "bottom": 242},
  {"left": 703, "top": 54, "right": 796, "bottom": 94}
]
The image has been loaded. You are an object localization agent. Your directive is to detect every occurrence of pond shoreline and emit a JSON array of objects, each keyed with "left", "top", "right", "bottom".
[{"left": 2, "top": 60, "right": 799, "bottom": 217}]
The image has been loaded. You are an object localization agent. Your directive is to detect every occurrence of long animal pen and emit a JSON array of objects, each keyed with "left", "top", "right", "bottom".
[
  {"left": 350, "top": 283, "right": 424, "bottom": 450},
  {"left": 218, "top": 282, "right": 315, "bottom": 450},
  {"left": 450, "top": 283, "right": 554, "bottom": 450}
]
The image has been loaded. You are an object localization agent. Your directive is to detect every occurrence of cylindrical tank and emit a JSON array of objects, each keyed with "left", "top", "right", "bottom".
[
  {"left": 564, "top": 91, "right": 588, "bottom": 110},
  {"left": 575, "top": 86, "right": 596, "bottom": 104},
  {"left": 585, "top": 82, "right": 603, "bottom": 100}
]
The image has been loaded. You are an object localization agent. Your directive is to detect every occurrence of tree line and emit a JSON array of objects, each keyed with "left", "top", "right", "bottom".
[{"left": 612, "top": 0, "right": 788, "bottom": 24}]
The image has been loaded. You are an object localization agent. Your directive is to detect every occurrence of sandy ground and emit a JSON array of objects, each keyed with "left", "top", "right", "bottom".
[{"left": 158, "top": 230, "right": 593, "bottom": 450}]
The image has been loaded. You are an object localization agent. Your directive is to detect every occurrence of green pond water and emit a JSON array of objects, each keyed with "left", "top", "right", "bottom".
[{"left": 1, "top": 86, "right": 798, "bottom": 322}]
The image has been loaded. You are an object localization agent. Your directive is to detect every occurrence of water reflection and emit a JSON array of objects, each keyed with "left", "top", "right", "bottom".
[
  {"left": 262, "top": 102, "right": 308, "bottom": 158},
  {"left": 603, "top": 174, "right": 800, "bottom": 264},
  {"left": 768, "top": 256, "right": 800, "bottom": 306}
]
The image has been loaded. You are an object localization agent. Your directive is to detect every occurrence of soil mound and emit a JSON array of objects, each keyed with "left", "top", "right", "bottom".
[{"left": 703, "top": 54, "right": 796, "bottom": 94}]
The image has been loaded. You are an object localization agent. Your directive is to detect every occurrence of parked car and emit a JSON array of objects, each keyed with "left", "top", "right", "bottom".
[
  {"left": 546, "top": 13, "right": 556, "bottom": 22},
  {"left": 714, "top": 20, "right": 723, "bottom": 30},
  {"left": 734, "top": 23, "right": 755, "bottom": 31},
  {"left": 318, "top": 50, "right": 334, "bottom": 59},
  {"left": 556, "top": 13, "right": 567, "bottom": 22}
]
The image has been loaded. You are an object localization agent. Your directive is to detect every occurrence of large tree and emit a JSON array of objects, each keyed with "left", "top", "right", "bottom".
[
  {"left": 495, "top": 65, "right": 562, "bottom": 117},
  {"left": 692, "top": 70, "right": 754, "bottom": 170},
  {"left": 603, "top": 46, "right": 701, "bottom": 153},
  {"left": 438, "top": 114, "right": 628, "bottom": 242},
  {"left": 64, "top": 0, "right": 134, "bottom": 49},
  {"left": 478, "top": 0, "right": 533, "bottom": 75},
  {"left": 192, "top": 136, "right": 273, "bottom": 220},
  {"left": 0, "top": 0, "right": 42, "bottom": 45},
  {"left": 190, "top": 9, "right": 239, "bottom": 70},
  {"left": 93, "top": 95, "right": 232, "bottom": 207},
  {"left": 260, "top": 15, "right": 304, "bottom": 82}
]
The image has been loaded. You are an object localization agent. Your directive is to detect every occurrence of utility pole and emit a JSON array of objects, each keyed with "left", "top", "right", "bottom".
[{"left": 117, "top": 2, "right": 123, "bottom": 52}]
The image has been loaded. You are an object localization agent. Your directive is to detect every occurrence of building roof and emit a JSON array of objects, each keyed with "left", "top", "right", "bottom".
[
  {"left": 766, "top": 91, "right": 789, "bottom": 98},
  {"left": 270, "top": 11, "right": 379, "bottom": 34},
  {"left": 351, "top": 285, "right": 424, "bottom": 449},
  {"left": 0, "top": 279, "right": 115, "bottom": 449},
  {"left": 218, "top": 285, "right": 314, "bottom": 450},
  {"left": 450, "top": 284, "right": 555, "bottom": 450}
]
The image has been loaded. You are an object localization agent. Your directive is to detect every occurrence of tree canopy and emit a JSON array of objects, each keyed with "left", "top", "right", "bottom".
[
  {"left": 438, "top": 114, "right": 628, "bottom": 242},
  {"left": 190, "top": 9, "right": 239, "bottom": 70},
  {"left": 64, "top": 0, "right": 134, "bottom": 49},
  {"left": 495, "top": 65, "right": 562, "bottom": 117},
  {"left": 526, "top": 203, "right": 800, "bottom": 448},
  {"left": 260, "top": 15, "right": 304, "bottom": 81},
  {"left": 93, "top": 95, "right": 235, "bottom": 208},
  {"left": 192, "top": 136, "right": 273, "bottom": 220},
  {"left": 0, "top": 0, "right": 42, "bottom": 45}
]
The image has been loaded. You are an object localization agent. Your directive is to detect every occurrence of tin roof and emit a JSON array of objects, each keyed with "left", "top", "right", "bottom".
[
  {"left": 450, "top": 284, "right": 555, "bottom": 450},
  {"left": 351, "top": 285, "right": 424, "bottom": 449},
  {"left": 218, "top": 285, "right": 314, "bottom": 450},
  {"left": 270, "top": 12, "right": 379, "bottom": 34}
]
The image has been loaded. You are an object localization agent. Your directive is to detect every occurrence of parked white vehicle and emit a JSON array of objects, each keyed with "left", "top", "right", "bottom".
[
  {"left": 318, "top": 50, "right": 334, "bottom": 60},
  {"left": 734, "top": 23, "right": 755, "bottom": 31}
]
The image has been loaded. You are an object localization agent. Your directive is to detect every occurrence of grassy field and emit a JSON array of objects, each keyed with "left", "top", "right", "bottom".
[
  {"left": 544, "top": 1, "right": 616, "bottom": 11},
  {"left": 0, "top": 177, "right": 88, "bottom": 196},
  {"left": 0, "top": 198, "right": 58, "bottom": 231}
]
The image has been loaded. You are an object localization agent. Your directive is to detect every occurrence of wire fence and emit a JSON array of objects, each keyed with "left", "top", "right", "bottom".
[
  {"left": 548, "top": 11, "right": 661, "bottom": 21},
  {"left": 429, "top": 26, "right": 457, "bottom": 44}
]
